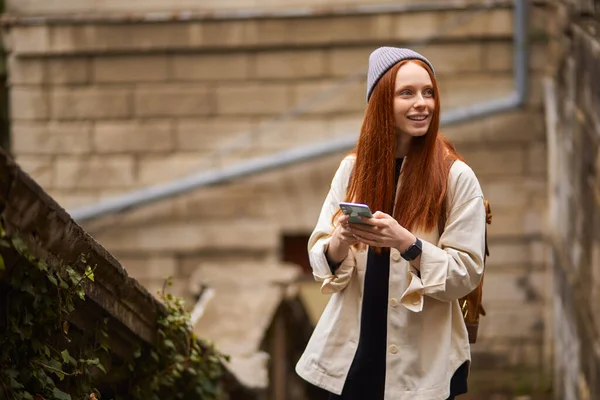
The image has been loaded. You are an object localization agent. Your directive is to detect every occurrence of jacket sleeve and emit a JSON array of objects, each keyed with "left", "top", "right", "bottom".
[
  {"left": 307, "top": 157, "right": 356, "bottom": 295},
  {"left": 400, "top": 165, "right": 486, "bottom": 311}
]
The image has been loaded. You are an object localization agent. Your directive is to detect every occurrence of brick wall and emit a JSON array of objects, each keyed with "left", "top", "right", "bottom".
[{"left": 4, "top": 2, "right": 551, "bottom": 395}]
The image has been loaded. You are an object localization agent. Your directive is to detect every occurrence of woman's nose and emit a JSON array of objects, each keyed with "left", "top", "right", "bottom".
[{"left": 414, "top": 95, "right": 426, "bottom": 108}]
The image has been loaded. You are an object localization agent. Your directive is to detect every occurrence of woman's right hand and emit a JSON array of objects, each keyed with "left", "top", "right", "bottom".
[{"left": 326, "top": 214, "right": 359, "bottom": 264}]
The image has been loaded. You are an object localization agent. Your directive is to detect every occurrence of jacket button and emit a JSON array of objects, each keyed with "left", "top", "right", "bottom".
[
  {"left": 389, "top": 345, "right": 398, "bottom": 354},
  {"left": 390, "top": 298, "right": 398, "bottom": 308},
  {"left": 391, "top": 251, "right": 401, "bottom": 262}
]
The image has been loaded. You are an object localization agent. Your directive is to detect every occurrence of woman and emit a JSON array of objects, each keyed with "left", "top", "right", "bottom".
[{"left": 295, "top": 47, "right": 486, "bottom": 400}]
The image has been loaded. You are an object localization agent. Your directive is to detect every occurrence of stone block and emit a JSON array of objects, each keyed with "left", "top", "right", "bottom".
[
  {"left": 137, "top": 154, "right": 213, "bottom": 186},
  {"left": 291, "top": 14, "right": 393, "bottom": 45},
  {"left": 254, "top": 118, "right": 329, "bottom": 150},
  {"left": 471, "top": 339, "right": 545, "bottom": 369},
  {"left": 43, "top": 23, "right": 191, "bottom": 55},
  {"left": 120, "top": 256, "right": 178, "bottom": 281},
  {"left": 93, "top": 219, "right": 279, "bottom": 253},
  {"left": 135, "top": 84, "right": 213, "bottom": 117},
  {"left": 438, "top": 73, "right": 514, "bottom": 110},
  {"left": 254, "top": 50, "right": 326, "bottom": 80},
  {"left": 483, "top": 42, "right": 513, "bottom": 72},
  {"left": 477, "top": 303, "right": 544, "bottom": 339},
  {"left": 527, "top": 141, "right": 547, "bottom": 176},
  {"left": 93, "top": 55, "right": 168, "bottom": 83},
  {"left": 47, "top": 58, "right": 90, "bottom": 84},
  {"left": 486, "top": 110, "right": 545, "bottom": 142},
  {"left": 444, "top": 109, "right": 545, "bottom": 145},
  {"left": 51, "top": 87, "right": 132, "bottom": 120},
  {"left": 93, "top": 120, "right": 174, "bottom": 153},
  {"left": 172, "top": 53, "right": 250, "bottom": 81},
  {"left": 248, "top": 18, "right": 294, "bottom": 47},
  {"left": 482, "top": 270, "right": 548, "bottom": 303},
  {"left": 10, "top": 88, "right": 49, "bottom": 120},
  {"left": 215, "top": 83, "right": 290, "bottom": 115},
  {"left": 458, "top": 144, "right": 526, "bottom": 177},
  {"left": 391, "top": 11, "right": 440, "bottom": 41},
  {"left": 293, "top": 79, "right": 366, "bottom": 114},
  {"left": 7, "top": 56, "right": 45, "bottom": 84},
  {"left": 479, "top": 177, "right": 538, "bottom": 209},
  {"left": 12, "top": 122, "right": 92, "bottom": 155},
  {"left": 442, "top": 8, "right": 513, "bottom": 39},
  {"left": 175, "top": 118, "right": 255, "bottom": 151},
  {"left": 328, "top": 47, "right": 370, "bottom": 77},
  {"left": 486, "top": 241, "right": 530, "bottom": 268},
  {"left": 14, "top": 155, "right": 54, "bottom": 189},
  {"left": 486, "top": 207, "right": 545, "bottom": 239},
  {"left": 9, "top": 25, "right": 49, "bottom": 55},
  {"left": 171, "top": 185, "right": 270, "bottom": 220},
  {"left": 196, "top": 19, "right": 258, "bottom": 48},
  {"left": 55, "top": 155, "right": 135, "bottom": 189},
  {"left": 529, "top": 240, "right": 551, "bottom": 266},
  {"left": 419, "top": 43, "right": 485, "bottom": 75},
  {"left": 329, "top": 115, "right": 363, "bottom": 139}
]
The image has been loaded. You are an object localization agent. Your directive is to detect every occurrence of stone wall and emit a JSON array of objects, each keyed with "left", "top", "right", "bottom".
[
  {"left": 3, "top": 1, "right": 552, "bottom": 396},
  {"left": 545, "top": 1, "right": 600, "bottom": 399}
]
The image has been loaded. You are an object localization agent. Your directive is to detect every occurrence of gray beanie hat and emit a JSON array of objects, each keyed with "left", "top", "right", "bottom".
[{"left": 366, "top": 47, "right": 435, "bottom": 102}]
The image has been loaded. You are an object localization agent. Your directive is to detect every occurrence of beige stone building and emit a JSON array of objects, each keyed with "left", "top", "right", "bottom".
[{"left": 2, "top": 0, "right": 554, "bottom": 398}]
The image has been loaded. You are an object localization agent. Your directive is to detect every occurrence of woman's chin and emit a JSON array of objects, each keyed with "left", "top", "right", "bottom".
[{"left": 409, "top": 129, "right": 429, "bottom": 137}]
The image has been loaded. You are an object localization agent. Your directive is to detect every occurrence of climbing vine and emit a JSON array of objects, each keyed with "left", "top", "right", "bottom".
[
  {"left": 0, "top": 220, "right": 106, "bottom": 400},
  {"left": 124, "top": 279, "right": 228, "bottom": 400},
  {"left": 0, "top": 218, "right": 228, "bottom": 399}
]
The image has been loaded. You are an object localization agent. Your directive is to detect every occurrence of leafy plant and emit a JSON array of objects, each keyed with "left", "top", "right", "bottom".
[
  {"left": 124, "top": 279, "right": 228, "bottom": 400},
  {"left": 0, "top": 219, "right": 228, "bottom": 399},
  {"left": 0, "top": 220, "right": 105, "bottom": 400}
]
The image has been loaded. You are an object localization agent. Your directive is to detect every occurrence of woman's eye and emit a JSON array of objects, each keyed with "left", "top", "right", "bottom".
[
  {"left": 399, "top": 90, "right": 411, "bottom": 96},
  {"left": 424, "top": 89, "right": 434, "bottom": 97}
]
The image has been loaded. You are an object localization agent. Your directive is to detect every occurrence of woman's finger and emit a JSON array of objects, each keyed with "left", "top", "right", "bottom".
[
  {"left": 351, "top": 230, "right": 381, "bottom": 243},
  {"left": 349, "top": 223, "right": 378, "bottom": 234}
]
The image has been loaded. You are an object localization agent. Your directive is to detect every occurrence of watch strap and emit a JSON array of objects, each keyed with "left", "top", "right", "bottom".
[{"left": 401, "top": 238, "right": 423, "bottom": 261}]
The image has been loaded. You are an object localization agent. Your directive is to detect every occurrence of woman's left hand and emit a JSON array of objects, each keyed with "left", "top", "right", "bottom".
[{"left": 348, "top": 211, "right": 416, "bottom": 252}]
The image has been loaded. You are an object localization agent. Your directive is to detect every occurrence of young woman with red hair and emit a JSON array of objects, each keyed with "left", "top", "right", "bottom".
[{"left": 296, "top": 47, "right": 487, "bottom": 400}]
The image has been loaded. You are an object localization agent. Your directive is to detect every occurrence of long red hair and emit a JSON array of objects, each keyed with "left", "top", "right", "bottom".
[{"left": 335, "top": 60, "right": 463, "bottom": 240}]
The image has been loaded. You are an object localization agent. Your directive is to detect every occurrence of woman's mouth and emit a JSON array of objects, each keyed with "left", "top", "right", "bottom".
[{"left": 407, "top": 115, "right": 429, "bottom": 121}]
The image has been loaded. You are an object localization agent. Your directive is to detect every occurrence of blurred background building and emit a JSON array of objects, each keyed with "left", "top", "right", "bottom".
[{"left": 0, "top": 0, "right": 598, "bottom": 399}]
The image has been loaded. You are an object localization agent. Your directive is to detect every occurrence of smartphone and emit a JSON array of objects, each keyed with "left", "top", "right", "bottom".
[{"left": 339, "top": 202, "right": 374, "bottom": 225}]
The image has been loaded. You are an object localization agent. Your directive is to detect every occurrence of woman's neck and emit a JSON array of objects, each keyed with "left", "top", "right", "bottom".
[{"left": 395, "top": 130, "right": 412, "bottom": 158}]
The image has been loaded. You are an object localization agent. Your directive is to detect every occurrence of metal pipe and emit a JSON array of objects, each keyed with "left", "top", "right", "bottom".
[
  {"left": 1, "top": 0, "right": 512, "bottom": 26},
  {"left": 70, "top": 0, "right": 528, "bottom": 222}
]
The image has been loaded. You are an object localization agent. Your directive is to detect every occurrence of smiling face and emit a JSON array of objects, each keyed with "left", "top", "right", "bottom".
[{"left": 393, "top": 61, "right": 436, "bottom": 138}]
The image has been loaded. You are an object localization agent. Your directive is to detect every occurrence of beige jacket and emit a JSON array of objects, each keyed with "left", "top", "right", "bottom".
[{"left": 295, "top": 155, "right": 486, "bottom": 400}]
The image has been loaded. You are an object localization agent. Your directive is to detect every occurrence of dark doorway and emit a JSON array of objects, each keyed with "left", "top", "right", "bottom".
[{"left": 282, "top": 234, "right": 312, "bottom": 277}]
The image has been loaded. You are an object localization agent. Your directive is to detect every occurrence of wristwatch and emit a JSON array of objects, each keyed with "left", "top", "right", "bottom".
[{"left": 401, "top": 237, "right": 422, "bottom": 261}]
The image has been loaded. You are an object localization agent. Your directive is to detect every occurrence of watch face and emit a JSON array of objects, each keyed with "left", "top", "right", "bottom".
[{"left": 402, "top": 238, "right": 422, "bottom": 261}]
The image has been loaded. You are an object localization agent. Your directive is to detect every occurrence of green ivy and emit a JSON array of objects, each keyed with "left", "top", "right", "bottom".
[
  {"left": 123, "top": 279, "right": 229, "bottom": 400},
  {"left": 0, "top": 220, "right": 106, "bottom": 400},
  {"left": 0, "top": 219, "right": 228, "bottom": 399}
]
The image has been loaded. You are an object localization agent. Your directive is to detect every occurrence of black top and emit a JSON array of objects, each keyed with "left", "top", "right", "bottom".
[{"left": 328, "top": 158, "right": 468, "bottom": 400}]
